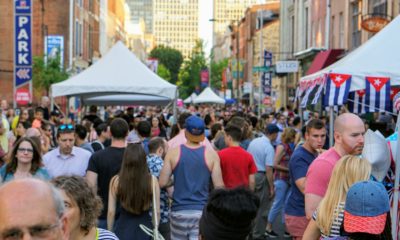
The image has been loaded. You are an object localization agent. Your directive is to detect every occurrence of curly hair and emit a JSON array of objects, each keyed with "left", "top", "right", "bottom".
[
  {"left": 51, "top": 176, "right": 103, "bottom": 235},
  {"left": 6, "top": 136, "right": 42, "bottom": 175}
]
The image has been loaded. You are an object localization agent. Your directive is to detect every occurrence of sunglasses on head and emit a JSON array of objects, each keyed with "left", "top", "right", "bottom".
[{"left": 58, "top": 124, "right": 74, "bottom": 132}]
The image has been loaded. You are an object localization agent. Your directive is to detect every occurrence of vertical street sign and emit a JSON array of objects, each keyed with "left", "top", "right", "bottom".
[
  {"left": 14, "top": 0, "right": 32, "bottom": 107},
  {"left": 262, "top": 50, "right": 272, "bottom": 96}
]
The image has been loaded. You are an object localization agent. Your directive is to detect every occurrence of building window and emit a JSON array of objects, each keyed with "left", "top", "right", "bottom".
[
  {"left": 331, "top": 15, "right": 335, "bottom": 48},
  {"left": 304, "top": 7, "right": 309, "bottom": 49},
  {"left": 369, "top": 0, "right": 387, "bottom": 15},
  {"left": 339, "top": 12, "right": 344, "bottom": 48},
  {"left": 290, "top": 15, "right": 294, "bottom": 54},
  {"left": 351, "top": 1, "right": 361, "bottom": 50}
]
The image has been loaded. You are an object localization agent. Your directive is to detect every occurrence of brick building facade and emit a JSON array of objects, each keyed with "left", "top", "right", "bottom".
[{"left": 0, "top": 0, "right": 100, "bottom": 105}]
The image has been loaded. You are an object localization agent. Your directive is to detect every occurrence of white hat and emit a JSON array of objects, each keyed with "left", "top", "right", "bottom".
[{"left": 362, "top": 129, "right": 391, "bottom": 181}]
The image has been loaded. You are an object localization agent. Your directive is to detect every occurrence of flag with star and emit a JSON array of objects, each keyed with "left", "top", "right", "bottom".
[
  {"left": 365, "top": 76, "right": 391, "bottom": 112},
  {"left": 323, "top": 73, "right": 352, "bottom": 107},
  {"left": 348, "top": 90, "right": 366, "bottom": 114}
]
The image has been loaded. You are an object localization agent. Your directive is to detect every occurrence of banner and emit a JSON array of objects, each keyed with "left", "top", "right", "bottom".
[
  {"left": 146, "top": 58, "right": 158, "bottom": 73},
  {"left": 200, "top": 69, "right": 209, "bottom": 89},
  {"left": 262, "top": 50, "right": 272, "bottom": 96},
  {"left": 14, "top": 0, "right": 32, "bottom": 88},
  {"left": 45, "top": 35, "right": 64, "bottom": 68}
]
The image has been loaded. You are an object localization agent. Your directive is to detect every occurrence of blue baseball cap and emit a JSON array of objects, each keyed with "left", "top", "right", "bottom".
[
  {"left": 265, "top": 124, "right": 279, "bottom": 134},
  {"left": 344, "top": 180, "right": 390, "bottom": 235},
  {"left": 185, "top": 115, "right": 205, "bottom": 142}
]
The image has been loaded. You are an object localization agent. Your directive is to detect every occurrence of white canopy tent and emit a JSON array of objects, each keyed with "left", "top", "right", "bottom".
[
  {"left": 183, "top": 92, "right": 198, "bottom": 104},
  {"left": 193, "top": 87, "right": 225, "bottom": 104},
  {"left": 51, "top": 41, "right": 177, "bottom": 101},
  {"left": 300, "top": 16, "right": 400, "bottom": 238}
]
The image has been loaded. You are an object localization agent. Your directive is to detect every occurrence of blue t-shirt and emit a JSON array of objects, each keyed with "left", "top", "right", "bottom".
[{"left": 285, "top": 146, "right": 316, "bottom": 216}]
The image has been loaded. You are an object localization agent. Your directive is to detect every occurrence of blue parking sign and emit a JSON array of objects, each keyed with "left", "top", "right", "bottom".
[{"left": 14, "top": 0, "right": 32, "bottom": 87}]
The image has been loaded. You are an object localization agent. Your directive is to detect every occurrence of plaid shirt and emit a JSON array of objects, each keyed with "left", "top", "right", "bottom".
[{"left": 147, "top": 154, "right": 169, "bottom": 223}]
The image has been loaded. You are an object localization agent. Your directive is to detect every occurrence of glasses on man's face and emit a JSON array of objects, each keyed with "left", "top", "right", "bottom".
[
  {"left": 0, "top": 222, "right": 60, "bottom": 240},
  {"left": 58, "top": 124, "right": 74, "bottom": 132},
  {"left": 17, "top": 148, "right": 34, "bottom": 154}
]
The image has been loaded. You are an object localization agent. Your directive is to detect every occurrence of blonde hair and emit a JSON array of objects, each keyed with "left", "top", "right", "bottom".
[
  {"left": 316, "top": 155, "right": 371, "bottom": 236},
  {"left": 281, "top": 127, "right": 296, "bottom": 144}
]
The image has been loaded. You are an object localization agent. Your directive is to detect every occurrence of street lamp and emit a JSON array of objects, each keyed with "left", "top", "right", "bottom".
[{"left": 209, "top": 18, "right": 216, "bottom": 87}]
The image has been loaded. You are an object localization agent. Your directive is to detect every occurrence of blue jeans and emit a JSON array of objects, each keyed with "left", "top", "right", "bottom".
[{"left": 267, "top": 179, "right": 290, "bottom": 224}]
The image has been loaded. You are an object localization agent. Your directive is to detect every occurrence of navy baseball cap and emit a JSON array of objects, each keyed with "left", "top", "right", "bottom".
[
  {"left": 344, "top": 180, "right": 390, "bottom": 235},
  {"left": 265, "top": 124, "right": 279, "bottom": 134},
  {"left": 185, "top": 115, "right": 205, "bottom": 143}
]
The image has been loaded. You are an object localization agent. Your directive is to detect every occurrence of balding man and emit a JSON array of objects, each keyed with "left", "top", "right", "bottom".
[
  {"left": 0, "top": 178, "right": 69, "bottom": 239},
  {"left": 40, "top": 96, "right": 50, "bottom": 120},
  {"left": 304, "top": 113, "right": 365, "bottom": 219}
]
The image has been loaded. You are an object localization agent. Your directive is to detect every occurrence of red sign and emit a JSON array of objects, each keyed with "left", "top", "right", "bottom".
[
  {"left": 263, "top": 97, "right": 271, "bottom": 105},
  {"left": 15, "top": 88, "right": 31, "bottom": 105}
]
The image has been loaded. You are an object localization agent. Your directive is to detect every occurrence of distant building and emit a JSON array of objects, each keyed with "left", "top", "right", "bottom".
[
  {"left": 126, "top": 0, "right": 153, "bottom": 34},
  {"left": 153, "top": 0, "right": 199, "bottom": 58}
]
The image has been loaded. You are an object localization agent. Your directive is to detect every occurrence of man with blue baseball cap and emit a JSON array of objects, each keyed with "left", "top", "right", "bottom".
[{"left": 160, "top": 115, "right": 224, "bottom": 239}]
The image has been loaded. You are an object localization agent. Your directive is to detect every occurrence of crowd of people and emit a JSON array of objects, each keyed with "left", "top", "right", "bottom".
[{"left": 0, "top": 96, "right": 395, "bottom": 240}]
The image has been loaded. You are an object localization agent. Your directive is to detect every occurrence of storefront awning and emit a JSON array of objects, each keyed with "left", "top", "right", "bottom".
[{"left": 306, "top": 49, "right": 344, "bottom": 75}]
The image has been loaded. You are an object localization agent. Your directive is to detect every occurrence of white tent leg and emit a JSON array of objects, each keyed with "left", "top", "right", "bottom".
[
  {"left": 392, "top": 115, "right": 400, "bottom": 238},
  {"left": 172, "top": 90, "right": 178, "bottom": 125}
]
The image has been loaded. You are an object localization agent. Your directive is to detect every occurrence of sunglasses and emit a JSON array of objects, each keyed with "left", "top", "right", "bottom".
[
  {"left": 17, "top": 148, "right": 34, "bottom": 154},
  {"left": 58, "top": 124, "right": 74, "bottom": 132}
]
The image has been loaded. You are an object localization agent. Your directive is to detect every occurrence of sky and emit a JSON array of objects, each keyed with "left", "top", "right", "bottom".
[{"left": 198, "top": 0, "right": 213, "bottom": 57}]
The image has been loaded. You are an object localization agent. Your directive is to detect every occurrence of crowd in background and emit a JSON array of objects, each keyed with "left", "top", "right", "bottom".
[{"left": 0, "top": 95, "right": 396, "bottom": 240}]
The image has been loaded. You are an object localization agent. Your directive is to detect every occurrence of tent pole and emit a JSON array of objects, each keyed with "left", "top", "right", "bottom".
[
  {"left": 329, "top": 106, "right": 334, "bottom": 147},
  {"left": 50, "top": 88, "right": 54, "bottom": 111},
  {"left": 392, "top": 115, "right": 400, "bottom": 238},
  {"left": 67, "top": 96, "right": 71, "bottom": 123},
  {"left": 172, "top": 90, "right": 178, "bottom": 125}
]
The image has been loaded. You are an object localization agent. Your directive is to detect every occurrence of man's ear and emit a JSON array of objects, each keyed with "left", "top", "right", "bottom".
[{"left": 60, "top": 215, "right": 70, "bottom": 240}]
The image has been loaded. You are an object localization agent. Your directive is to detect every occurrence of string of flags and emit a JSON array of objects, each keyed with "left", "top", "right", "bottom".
[{"left": 297, "top": 73, "right": 398, "bottom": 114}]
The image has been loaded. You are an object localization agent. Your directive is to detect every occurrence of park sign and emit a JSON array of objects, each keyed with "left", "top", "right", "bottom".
[{"left": 14, "top": 0, "right": 32, "bottom": 87}]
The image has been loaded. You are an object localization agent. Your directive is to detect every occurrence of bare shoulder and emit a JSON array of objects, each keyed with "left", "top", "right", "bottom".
[
  {"left": 205, "top": 147, "right": 219, "bottom": 163},
  {"left": 166, "top": 145, "right": 181, "bottom": 160}
]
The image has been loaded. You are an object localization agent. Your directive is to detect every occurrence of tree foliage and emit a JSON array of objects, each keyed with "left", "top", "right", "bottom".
[
  {"left": 32, "top": 55, "right": 69, "bottom": 94},
  {"left": 149, "top": 45, "right": 183, "bottom": 84},
  {"left": 210, "top": 58, "right": 229, "bottom": 90},
  {"left": 177, "top": 40, "right": 207, "bottom": 99},
  {"left": 157, "top": 64, "right": 171, "bottom": 82}
]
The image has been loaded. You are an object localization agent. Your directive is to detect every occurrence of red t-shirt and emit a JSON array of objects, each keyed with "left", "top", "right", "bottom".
[{"left": 218, "top": 146, "right": 257, "bottom": 189}]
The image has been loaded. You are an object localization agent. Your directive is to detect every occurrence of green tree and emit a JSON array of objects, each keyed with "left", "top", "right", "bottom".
[
  {"left": 210, "top": 58, "right": 229, "bottom": 90},
  {"left": 32, "top": 55, "right": 69, "bottom": 95},
  {"left": 177, "top": 40, "right": 207, "bottom": 99},
  {"left": 149, "top": 45, "right": 183, "bottom": 84},
  {"left": 157, "top": 64, "right": 172, "bottom": 82}
]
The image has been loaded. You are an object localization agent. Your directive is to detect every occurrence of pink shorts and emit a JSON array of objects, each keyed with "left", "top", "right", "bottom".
[{"left": 285, "top": 214, "right": 309, "bottom": 240}]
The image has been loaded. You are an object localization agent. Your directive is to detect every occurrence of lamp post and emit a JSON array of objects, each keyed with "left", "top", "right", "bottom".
[{"left": 209, "top": 18, "right": 215, "bottom": 87}]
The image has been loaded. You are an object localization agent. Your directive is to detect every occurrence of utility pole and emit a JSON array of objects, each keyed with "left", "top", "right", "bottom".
[
  {"left": 236, "top": 20, "right": 240, "bottom": 109},
  {"left": 258, "top": 10, "right": 263, "bottom": 118}
]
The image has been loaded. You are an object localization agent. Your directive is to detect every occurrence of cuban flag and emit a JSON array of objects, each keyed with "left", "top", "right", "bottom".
[
  {"left": 348, "top": 90, "right": 366, "bottom": 114},
  {"left": 365, "top": 76, "right": 391, "bottom": 112},
  {"left": 324, "top": 73, "right": 352, "bottom": 107}
]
